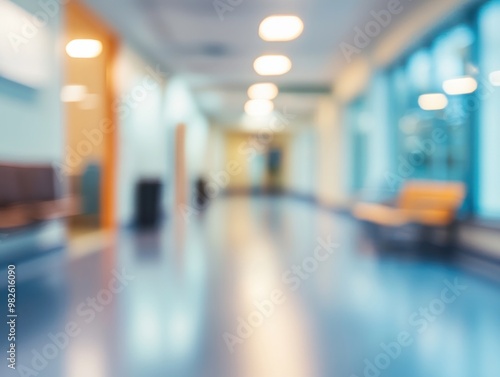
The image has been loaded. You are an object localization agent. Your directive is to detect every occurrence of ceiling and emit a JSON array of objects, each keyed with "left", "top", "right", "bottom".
[{"left": 83, "top": 0, "right": 426, "bottom": 125}]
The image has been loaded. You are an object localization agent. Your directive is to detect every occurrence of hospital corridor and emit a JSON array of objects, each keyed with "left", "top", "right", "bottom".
[{"left": 1, "top": 0, "right": 500, "bottom": 376}]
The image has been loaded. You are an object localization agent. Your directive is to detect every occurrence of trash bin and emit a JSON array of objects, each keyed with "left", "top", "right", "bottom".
[
  {"left": 135, "top": 179, "right": 162, "bottom": 228},
  {"left": 195, "top": 177, "right": 209, "bottom": 208}
]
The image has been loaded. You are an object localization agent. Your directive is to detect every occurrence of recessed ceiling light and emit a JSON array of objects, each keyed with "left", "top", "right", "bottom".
[
  {"left": 66, "top": 39, "right": 103, "bottom": 58},
  {"left": 248, "top": 83, "right": 279, "bottom": 100},
  {"left": 418, "top": 93, "right": 448, "bottom": 111},
  {"left": 442, "top": 76, "right": 478, "bottom": 95},
  {"left": 245, "top": 99, "right": 274, "bottom": 116},
  {"left": 259, "top": 15, "right": 304, "bottom": 42},
  {"left": 254, "top": 55, "right": 292, "bottom": 76}
]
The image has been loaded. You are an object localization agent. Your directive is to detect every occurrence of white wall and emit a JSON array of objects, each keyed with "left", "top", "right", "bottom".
[
  {"left": 163, "top": 77, "right": 210, "bottom": 205},
  {"left": 205, "top": 126, "right": 226, "bottom": 178},
  {"left": 285, "top": 128, "right": 317, "bottom": 198},
  {"left": 0, "top": 0, "right": 64, "bottom": 164},
  {"left": 315, "top": 97, "right": 350, "bottom": 207},
  {"left": 116, "top": 47, "right": 210, "bottom": 225},
  {"left": 115, "top": 46, "right": 167, "bottom": 224}
]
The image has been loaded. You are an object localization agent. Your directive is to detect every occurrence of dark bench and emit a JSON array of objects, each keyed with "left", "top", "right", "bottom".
[{"left": 0, "top": 164, "right": 78, "bottom": 230}]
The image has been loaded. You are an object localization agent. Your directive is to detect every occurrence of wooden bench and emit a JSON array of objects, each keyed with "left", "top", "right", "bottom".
[{"left": 353, "top": 181, "right": 466, "bottom": 252}]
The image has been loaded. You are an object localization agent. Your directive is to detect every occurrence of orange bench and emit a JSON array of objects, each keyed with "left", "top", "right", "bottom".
[{"left": 353, "top": 181, "right": 466, "bottom": 251}]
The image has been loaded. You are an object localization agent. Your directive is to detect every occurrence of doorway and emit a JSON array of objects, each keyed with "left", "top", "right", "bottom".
[{"left": 62, "top": 0, "right": 118, "bottom": 256}]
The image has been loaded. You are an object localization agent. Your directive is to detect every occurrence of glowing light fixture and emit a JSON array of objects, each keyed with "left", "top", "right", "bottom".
[
  {"left": 418, "top": 93, "right": 448, "bottom": 111},
  {"left": 244, "top": 99, "right": 274, "bottom": 116},
  {"left": 60, "top": 85, "right": 87, "bottom": 102},
  {"left": 66, "top": 39, "right": 102, "bottom": 58},
  {"left": 248, "top": 83, "right": 279, "bottom": 100},
  {"left": 442, "top": 76, "right": 478, "bottom": 95},
  {"left": 489, "top": 71, "right": 500, "bottom": 86},
  {"left": 254, "top": 55, "right": 292, "bottom": 76},
  {"left": 259, "top": 15, "right": 304, "bottom": 42}
]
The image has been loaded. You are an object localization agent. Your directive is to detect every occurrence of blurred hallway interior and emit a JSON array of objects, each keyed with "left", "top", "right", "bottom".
[{"left": 2, "top": 0, "right": 500, "bottom": 376}]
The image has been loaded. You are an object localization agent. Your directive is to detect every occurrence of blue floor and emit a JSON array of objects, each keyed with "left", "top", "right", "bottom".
[{"left": 4, "top": 196, "right": 500, "bottom": 377}]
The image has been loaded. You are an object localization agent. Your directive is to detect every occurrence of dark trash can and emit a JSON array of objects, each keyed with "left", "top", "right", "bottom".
[
  {"left": 195, "top": 177, "right": 209, "bottom": 208},
  {"left": 135, "top": 180, "right": 162, "bottom": 228}
]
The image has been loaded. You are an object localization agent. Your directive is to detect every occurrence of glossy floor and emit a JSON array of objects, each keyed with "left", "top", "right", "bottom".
[{"left": 5, "top": 197, "right": 500, "bottom": 377}]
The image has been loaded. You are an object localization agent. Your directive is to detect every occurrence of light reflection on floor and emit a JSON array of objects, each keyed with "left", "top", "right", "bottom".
[{"left": 4, "top": 196, "right": 500, "bottom": 377}]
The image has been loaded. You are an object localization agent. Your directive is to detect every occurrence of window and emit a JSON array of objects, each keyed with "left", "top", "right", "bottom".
[
  {"left": 389, "top": 24, "right": 475, "bottom": 190},
  {"left": 478, "top": 0, "right": 500, "bottom": 218}
]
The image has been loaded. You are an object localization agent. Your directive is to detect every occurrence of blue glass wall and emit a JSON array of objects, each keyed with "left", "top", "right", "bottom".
[{"left": 348, "top": 1, "right": 500, "bottom": 220}]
